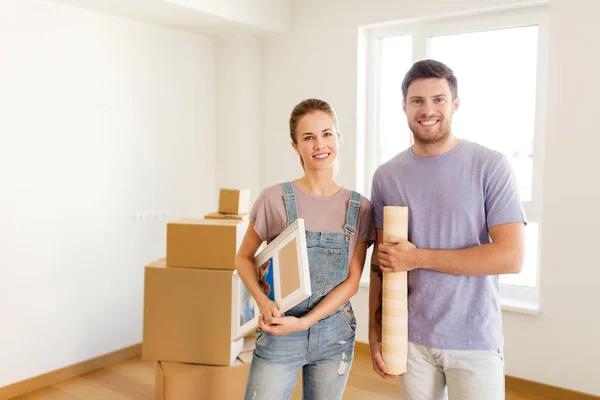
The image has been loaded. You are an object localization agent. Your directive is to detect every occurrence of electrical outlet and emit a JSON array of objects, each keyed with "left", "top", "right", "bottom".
[{"left": 134, "top": 211, "right": 168, "bottom": 221}]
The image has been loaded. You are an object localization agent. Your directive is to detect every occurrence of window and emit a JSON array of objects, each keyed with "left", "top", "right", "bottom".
[{"left": 359, "top": 6, "right": 548, "bottom": 309}]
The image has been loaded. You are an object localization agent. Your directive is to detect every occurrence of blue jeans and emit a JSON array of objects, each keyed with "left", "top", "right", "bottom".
[{"left": 243, "top": 302, "right": 356, "bottom": 400}]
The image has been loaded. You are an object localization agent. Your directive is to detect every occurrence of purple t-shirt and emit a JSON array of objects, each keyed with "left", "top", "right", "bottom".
[
  {"left": 371, "top": 140, "right": 526, "bottom": 350},
  {"left": 250, "top": 181, "right": 376, "bottom": 262}
]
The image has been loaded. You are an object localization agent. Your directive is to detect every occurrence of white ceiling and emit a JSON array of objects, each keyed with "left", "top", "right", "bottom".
[{"left": 49, "top": 0, "right": 292, "bottom": 37}]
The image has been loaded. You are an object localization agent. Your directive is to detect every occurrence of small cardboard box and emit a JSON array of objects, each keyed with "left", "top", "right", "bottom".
[
  {"left": 156, "top": 357, "right": 251, "bottom": 400},
  {"left": 156, "top": 350, "right": 303, "bottom": 400},
  {"left": 166, "top": 218, "right": 247, "bottom": 270},
  {"left": 218, "top": 188, "right": 250, "bottom": 215},
  {"left": 204, "top": 211, "right": 249, "bottom": 221},
  {"left": 142, "top": 261, "right": 243, "bottom": 365}
]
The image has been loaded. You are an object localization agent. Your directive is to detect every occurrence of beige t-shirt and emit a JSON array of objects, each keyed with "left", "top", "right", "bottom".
[{"left": 250, "top": 181, "right": 376, "bottom": 261}]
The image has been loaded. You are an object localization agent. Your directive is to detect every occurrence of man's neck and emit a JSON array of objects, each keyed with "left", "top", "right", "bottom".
[{"left": 412, "top": 135, "right": 460, "bottom": 158}]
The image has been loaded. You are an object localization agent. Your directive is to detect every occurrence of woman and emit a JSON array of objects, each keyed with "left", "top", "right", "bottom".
[{"left": 235, "top": 98, "right": 375, "bottom": 400}]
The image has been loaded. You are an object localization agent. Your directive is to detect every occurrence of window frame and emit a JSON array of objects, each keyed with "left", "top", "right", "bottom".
[{"left": 359, "top": 5, "right": 549, "bottom": 311}]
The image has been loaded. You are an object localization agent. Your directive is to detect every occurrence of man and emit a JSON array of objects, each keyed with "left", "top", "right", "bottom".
[{"left": 369, "top": 59, "right": 526, "bottom": 399}]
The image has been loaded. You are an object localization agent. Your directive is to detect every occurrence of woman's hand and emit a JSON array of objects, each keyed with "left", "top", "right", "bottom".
[
  {"left": 258, "top": 315, "right": 308, "bottom": 336},
  {"left": 257, "top": 298, "right": 283, "bottom": 325}
]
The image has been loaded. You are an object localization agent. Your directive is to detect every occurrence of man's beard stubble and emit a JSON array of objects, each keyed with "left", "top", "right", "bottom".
[{"left": 408, "top": 117, "right": 452, "bottom": 146}]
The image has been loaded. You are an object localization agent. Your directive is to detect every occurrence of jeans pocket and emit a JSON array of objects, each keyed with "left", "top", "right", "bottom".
[
  {"left": 256, "top": 329, "right": 268, "bottom": 346},
  {"left": 307, "top": 247, "right": 344, "bottom": 296},
  {"left": 340, "top": 304, "right": 357, "bottom": 334}
]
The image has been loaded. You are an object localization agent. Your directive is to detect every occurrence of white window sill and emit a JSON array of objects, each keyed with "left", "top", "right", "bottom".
[
  {"left": 358, "top": 281, "right": 540, "bottom": 316},
  {"left": 501, "top": 297, "right": 540, "bottom": 315}
]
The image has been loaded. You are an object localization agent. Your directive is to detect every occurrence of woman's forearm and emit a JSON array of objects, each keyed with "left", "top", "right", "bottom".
[
  {"left": 234, "top": 254, "right": 270, "bottom": 306},
  {"left": 299, "top": 279, "right": 359, "bottom": 329}
]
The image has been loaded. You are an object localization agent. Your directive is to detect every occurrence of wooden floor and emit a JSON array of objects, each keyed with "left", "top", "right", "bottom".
[{"left": 12, "top": 349, "right": 546, "bottom": 400}]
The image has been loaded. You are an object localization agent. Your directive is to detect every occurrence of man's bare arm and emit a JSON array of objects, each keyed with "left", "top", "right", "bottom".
[{"left": 379, "top": 223, "right": 525, "bottom": 275}]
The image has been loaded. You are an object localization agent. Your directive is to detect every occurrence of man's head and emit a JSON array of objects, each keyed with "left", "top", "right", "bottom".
[{"left": 401, "top": 60, "right": 460, "bottom": 146}]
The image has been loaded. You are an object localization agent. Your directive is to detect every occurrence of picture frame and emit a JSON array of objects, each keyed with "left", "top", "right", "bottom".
[{"left": 231, "top": 218, "right": 311, "bottom": 341}]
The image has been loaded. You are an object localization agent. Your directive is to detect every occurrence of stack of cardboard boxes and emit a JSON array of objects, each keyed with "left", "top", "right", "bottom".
[{"left": 142, "top": 189, "right": 253, "bottom": 400}]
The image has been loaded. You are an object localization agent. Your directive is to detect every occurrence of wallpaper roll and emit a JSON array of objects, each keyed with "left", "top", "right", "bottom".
[{"left": 382, "top": 206, "right": 408, "bottom": 375}]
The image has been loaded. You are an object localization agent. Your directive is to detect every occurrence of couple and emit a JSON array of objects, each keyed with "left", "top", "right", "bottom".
[{"left": 234, "top": 59, "right": 526, "bottom": 400}]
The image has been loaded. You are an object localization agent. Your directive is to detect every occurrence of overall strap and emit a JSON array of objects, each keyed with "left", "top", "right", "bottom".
[
  {"left": 344, "top": 191, "right": 361, "bottom": 235},
  {"left": 281, "top": 182, "right": 298, "bottom": 226}
]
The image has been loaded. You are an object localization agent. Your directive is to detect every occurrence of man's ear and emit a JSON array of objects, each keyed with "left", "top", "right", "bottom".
[
  {"left": 453, "top": 96, "right": 460, "bottom": 113},
  {"left": 402, "top": 99, "right": 407, "bottom": 114}
]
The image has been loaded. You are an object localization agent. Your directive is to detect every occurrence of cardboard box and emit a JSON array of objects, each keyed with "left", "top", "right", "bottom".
[
  {"left": 218, "top": 188, "right": 250, "bottom": 215},
  {"left": 156, "top": 357, "right": 250, "bottom": 400},
  {"left": 156, "top": 350, "right": 303, "bottom": 400},
  {"left": 142, "top": 261, "right": 243, "bottom": 365},
  {"left": 166, "top": 218, "right": 247, "bottom": 270},
  {"left": 204, "top": 211, "right": 249, "bottom": 221}
]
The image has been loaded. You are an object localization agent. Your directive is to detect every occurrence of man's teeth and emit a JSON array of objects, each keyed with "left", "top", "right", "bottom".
[
  {"left": 314, "top": 154, "right": 329, "bottom": 159},
  {"left": 420, "top": 120, "right": 438, "bottom": 126}
]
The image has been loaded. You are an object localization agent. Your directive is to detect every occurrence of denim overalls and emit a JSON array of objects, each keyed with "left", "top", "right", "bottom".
[{"left": 244, "top": 182, "right": 361, "bottom": 400}]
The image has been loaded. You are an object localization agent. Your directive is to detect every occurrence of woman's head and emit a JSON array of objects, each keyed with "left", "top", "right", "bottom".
[{"left": 289, "top": 99, "right": 341, "bottom": 171}]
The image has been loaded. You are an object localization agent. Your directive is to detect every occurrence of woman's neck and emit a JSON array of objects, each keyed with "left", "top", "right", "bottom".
[{"left": 296, "top": 170, "right": 340, "bottom": 197}]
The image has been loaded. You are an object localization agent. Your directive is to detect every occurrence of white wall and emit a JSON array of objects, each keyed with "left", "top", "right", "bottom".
[
  {"left": 215, "top": 36, "right": 262, "bottom": 203},
  {"left": 0, "top": 0, "right": 215, "bottom": 387},
  {"left": 501, "top": 0, "right": 600, "bottom": 393},
  {"left": 262, "top": 0, "right": 600, "bottom": 395}
]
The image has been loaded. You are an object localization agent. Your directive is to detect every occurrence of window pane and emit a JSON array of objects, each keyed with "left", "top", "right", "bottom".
[
  {"left": 500, "top": 222, "right": 539, "bottom": 288},
  {"left": 429, "top": 26, "right": 538, "bottom": 201},
  {"left": 379, "top": 35, "right": 412, "bottom": 164}
]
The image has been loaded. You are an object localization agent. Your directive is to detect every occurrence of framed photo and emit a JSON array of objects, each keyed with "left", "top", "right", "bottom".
[
  {"left": 231, "top": 272, "right": 259, "bottom": 341},
  {"left": 231, "top": 218, "right": 311, "bottom": 341}
]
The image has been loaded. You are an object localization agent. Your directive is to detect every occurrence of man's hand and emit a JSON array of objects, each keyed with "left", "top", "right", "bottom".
[
  {"left": 378, "top": 236, "right": 418, "bottom": 273},
  {"left": 369, "top": 341, "right": 401, "bottom": 380}
]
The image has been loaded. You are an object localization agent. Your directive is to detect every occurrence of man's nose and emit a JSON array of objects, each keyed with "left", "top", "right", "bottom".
[{"left": 421, "top": 102, "right": 436, "bottom": 117}]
